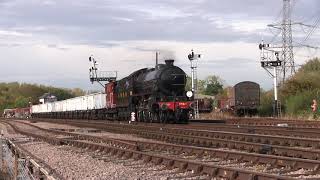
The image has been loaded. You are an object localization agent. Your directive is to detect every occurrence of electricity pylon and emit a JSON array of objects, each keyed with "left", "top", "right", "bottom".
[{"left": 281, "top": 0, "right": 295, "bottom": 82}]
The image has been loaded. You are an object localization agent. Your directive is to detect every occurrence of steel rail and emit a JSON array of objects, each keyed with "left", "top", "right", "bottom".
[
  {"left": 3, "top": 121, "right": 301, "bottom": 180},
  {"left": 11, "top": 120, "right": 320, "bottom": 172}
]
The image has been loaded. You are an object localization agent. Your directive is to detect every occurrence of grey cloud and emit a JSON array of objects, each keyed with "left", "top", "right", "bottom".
[
  {"left": 176, "top": 58, "right": 258, "bottom": 69},
  {"left": 1, "top": 0, "right": 317, "bottom": 45},
  {"left": 128, "top": 46, "right": 176, "bottom": 59},
  {"left": 0, "top": 43, "right": 22, "bottom": 47},
  {"left": 47, "top": 44, "right": 69, "bottom": 50},
  {"left": 0, "top": 0, "right": 318, "bottom": 91}
]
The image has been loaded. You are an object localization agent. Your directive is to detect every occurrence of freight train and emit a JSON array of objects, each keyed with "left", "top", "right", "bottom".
[
  {"left": 218, "top": 81, "right": 260, "bottom": 116},
  {"left": 31, "top": 60, "right": 193, "bottom": 123}
]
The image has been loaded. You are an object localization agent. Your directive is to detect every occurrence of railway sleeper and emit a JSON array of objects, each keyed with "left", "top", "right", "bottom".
[
  {"left": 8, "top": 121, "right": 305, "bottom": 180},
  {"left": 15, "top": 120, "right": 320, "bottom": 175},
  {"left": 66, "top": 124, "right": 320, "bottom": 161}
]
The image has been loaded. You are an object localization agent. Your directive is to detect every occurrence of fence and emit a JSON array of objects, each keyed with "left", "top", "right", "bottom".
[{"left": 0, "top": 138, "right": 56, "bottom": 180}]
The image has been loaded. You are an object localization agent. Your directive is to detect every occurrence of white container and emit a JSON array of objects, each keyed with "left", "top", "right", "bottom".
[
  {"left": 31, "top": 93, "right": 107, "bottom": 113},
  {"left": 80, "top": 96, "right": 87, "bottom": 110},
  {"left": 31, "top": 105, "right": 39, "bottom": 113},
  {"left": 62, "top": 100, "right": 67, "bottom": 112},
  {"left": 87, "top": 94, "right": 94, "bottom": 110},
  {"left": 94, "top": 93, "right": 106, "bottom": 109},
  {"left": 47, "top": 103, "right": 53, "bottom": 112}
]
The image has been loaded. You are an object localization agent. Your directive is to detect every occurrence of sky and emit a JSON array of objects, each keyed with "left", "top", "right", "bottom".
[{"left": 0, "top": 0, "right": 319, "bottom": 92}]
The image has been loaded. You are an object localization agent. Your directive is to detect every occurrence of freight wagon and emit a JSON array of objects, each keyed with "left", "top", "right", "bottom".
[
  {"left": 3, "top": 108, "right": 31, "bottom": 118},
  {"left": 219, "top": 81, "right": 260, "bottom": 116}
]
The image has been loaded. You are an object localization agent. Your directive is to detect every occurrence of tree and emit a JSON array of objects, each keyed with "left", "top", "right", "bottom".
[
  {"left": 197, "top": 79, "right": 206, "bottom": 94},
  {"left": 185, "top": 76, "right": 205, "bottom": 94},
  {"left": 71, "top": 88, "right": 86, "bottom": 96},
  {"left": 14, "top": 96, "right": 29, "bottom": 108},
  {"left": 0, "top": 82, "right": 85, "bottom": 114},
  {"left": 203, "top": 75, "right": 224, "bottom": 96},
  {"left": 258, "top": 58, "right": 320, "bottom": 118},
  {"left": 185, "top": 76, "right": 192, "bottom": 91}
]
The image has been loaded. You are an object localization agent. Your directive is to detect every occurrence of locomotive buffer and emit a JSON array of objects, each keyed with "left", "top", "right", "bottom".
[{"left": 89, "top": 56, "right": 117, "bottom": 87}]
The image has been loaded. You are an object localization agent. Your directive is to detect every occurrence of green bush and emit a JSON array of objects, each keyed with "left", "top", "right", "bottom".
[
  {"left": 259, "top": 58, "right": 320, "bottom": 118},
  {"left": 284, "top": 89, "right": 319, "bottom": 116},
  {"left": 258, "top": 91, "right": 274, "bottom": 116}
]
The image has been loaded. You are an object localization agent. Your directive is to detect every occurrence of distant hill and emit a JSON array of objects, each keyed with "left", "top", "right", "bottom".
[{"left": 0, "top": 82, "right": 85, "bottom": 113}]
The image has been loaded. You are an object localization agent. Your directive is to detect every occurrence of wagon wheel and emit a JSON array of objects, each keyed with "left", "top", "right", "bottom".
[
  {"left": 151, "top": 111, "right": 160, "bottom": 123},
  {"left": 143, "top": 110, "right": 149, "bottom": 122},
  {"left": 178, "top": 110, "right": 189, "bottom": 124},
  {"left": 148, "top": 111, "right": 152, "bottom": 123},
  {"left": 160, "top": 111, "right": 168, "bottom": 124},
  {"left": 137, "top": 110, "right": 143, "bottom": 122}
]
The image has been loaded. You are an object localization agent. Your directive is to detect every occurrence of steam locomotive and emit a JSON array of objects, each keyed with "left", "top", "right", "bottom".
[{"left": 31, "top": 60, "right": 193, "bottom": 123}]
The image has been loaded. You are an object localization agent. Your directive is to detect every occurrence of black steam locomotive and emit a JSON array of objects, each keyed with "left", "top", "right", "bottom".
[{"left": 105, "top": 59, "right": 193, "bottom": 123}]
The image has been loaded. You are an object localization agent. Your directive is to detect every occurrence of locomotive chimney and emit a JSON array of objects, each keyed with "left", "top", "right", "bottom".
[{"left": 165, "top": 59, "right": 174, "bottom": 66}]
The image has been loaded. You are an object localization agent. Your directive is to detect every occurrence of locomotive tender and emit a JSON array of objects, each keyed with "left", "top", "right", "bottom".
[{"left": 31, "top": 59, "right": 193, "bottom": 123}]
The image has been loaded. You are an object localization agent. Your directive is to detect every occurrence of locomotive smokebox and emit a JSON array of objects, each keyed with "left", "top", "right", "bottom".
[{"left": 165, "top": 59, "right": 174, "bottom": 66}]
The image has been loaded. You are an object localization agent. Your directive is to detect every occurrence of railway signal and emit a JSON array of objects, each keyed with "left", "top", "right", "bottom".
[
  {"left": 88, "top": 55, "right": 117, "bottom": 88},
  {"left": 188, "top": 49, "right": 202, "bottom": 119},
  {"left": 259, "top": 41, "right": 282, "bottom": 117}
]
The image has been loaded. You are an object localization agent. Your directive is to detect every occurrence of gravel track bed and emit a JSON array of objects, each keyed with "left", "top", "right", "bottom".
[
  {"left": 20, "top": 120, "right": 165, "bottom": 143},
  {"left": 0, "top": 122, "right": 26, "bottom": 139},
  {"left": 10, "top": 121, "right": 79, "bottom": 139},
  {"left": 21, "top": 141, "right": 205, "bottom": 180},
  {"left": 1, "top": 122, "right": 205, "bottom": 179},
  {"left": 148, "top": 150, "right": 276, "bottom": 174},
  {"left": 12, "top": 120, "right": 320, "bottom": 179},
  {"left": 22, "top": 121, "right": 80, "bottom": 130}
]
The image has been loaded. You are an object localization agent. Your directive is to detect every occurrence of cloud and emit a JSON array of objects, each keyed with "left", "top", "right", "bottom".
[
  {"left": 111, "top": 17, "right": 134, "bottom": 22},
  {"left": 0, "top": 30, "right": 32, "bottom": 37},
  {"left": 47, "top": 44, "right": 69, "bottom": 51},
  {"left": 0, "top": 0, "right": 319, "bottom": 91}
]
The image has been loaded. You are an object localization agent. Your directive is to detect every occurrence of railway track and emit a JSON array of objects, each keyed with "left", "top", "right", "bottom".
[
  {"left": 81, "top": 122, "right": 320, "bottom": 160},
  {"left": 3, "top": 119, "right": 318, "bottom": 179},
  {"left": 0, "top": 122, "right": 63, "bottom": 180},
  {"left": 9, "top": 120, "right": 320, "bottom": 170},
  {"left": 18, "top": 119, "right": 320, "bottom": 160},
  {"left": 188, "top": 123, "right": 320, "bottom": 138},
  {"left": 191, "top": 117, "right": 320, "bottom": 128},
  {"left": 224, "top": 118, "right": 320, "bottom": 127},
  {"left": 37, "top": 121, "right": 320, "bottom": 154},
  {"left": 121, "top": 121, "right": 320, "bottom": 139}
]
